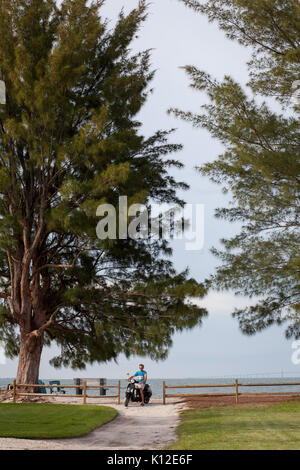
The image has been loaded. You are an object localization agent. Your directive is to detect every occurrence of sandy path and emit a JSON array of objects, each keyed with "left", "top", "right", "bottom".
[{"left": 0, "top": 398, "right": 184, "bottom": 450}]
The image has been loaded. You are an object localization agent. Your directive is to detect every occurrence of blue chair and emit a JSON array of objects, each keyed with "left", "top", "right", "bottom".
[
  {"left": 38, "top": 380, "right": 47, "bottom": 394},
  {"left": 49, "top": 380, "right": 66, "bottom": 394}
]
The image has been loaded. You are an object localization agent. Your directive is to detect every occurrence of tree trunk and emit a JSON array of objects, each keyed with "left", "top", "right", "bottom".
[{"left": 16, "top": 331, "right": 44, "bottom": 386}]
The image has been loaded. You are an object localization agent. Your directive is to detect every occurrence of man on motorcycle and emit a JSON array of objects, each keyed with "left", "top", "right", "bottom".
[{"left": 128, "top": 364, "right": 147, "bottom": 406}]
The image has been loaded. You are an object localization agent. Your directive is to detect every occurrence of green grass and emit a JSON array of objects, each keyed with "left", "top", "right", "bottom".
[
  {"left": 168, "top": 400, "right": 300, "bottom": 450},
  {"left": 0, "top": 403, "right": 117, "bottom": 439}
]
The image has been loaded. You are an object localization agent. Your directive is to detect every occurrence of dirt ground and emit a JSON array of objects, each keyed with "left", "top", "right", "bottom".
[{"left": 182, "top": 395, "right": 300, "bottom": 409}]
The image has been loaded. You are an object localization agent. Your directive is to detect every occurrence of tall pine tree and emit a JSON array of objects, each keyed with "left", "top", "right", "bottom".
[
  {"left": 172, "top": 0, "right": 300, "bottom": 337},
  {"left": 0, "top": 0, "right": 207, "bottom": 385}
]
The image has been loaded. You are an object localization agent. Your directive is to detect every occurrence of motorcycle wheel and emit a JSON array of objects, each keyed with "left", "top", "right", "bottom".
[{"left": 125, "top": 396, "right": 130, "bottom": 407}]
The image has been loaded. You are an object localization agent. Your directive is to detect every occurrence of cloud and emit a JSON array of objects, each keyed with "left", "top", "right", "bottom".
[{"left": 192, "top": 291, "right": 257, "bottom": 316}]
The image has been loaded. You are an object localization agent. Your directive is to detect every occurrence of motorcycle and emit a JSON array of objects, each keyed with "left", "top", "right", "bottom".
[{"left": 125, "top": 378, "right": 152, "bottom": 407}]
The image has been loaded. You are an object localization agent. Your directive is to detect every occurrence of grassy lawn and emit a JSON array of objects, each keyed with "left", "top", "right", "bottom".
[
  {"left": 0, "top": 403, "right": 117, "bottom": 439},
  {"left": 168, "top": 400, "right": 300, "bottom": 450}
]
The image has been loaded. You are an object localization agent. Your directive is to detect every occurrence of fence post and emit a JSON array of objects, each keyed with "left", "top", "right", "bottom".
[
  {"left": 83, "top": 380, "right": 87, "bottom": 405},
  {"left": 235, "top": 379, "right": 239, "bottom": 404},
  {"left": 118, "top": 380, "right": 121, "bottom": 405},
  {"left": 163, "top": 381, "right": 166, "bottom": 405},
  {"left": 13, "top": 379, "right": 16, "bottom": 402}
]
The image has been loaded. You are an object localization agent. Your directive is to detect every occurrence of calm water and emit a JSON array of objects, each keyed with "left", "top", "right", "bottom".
[{"left": 1, "top": 376, "right": 300, "bottom": 398}]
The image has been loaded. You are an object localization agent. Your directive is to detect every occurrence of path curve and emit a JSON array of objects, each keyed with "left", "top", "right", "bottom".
[{"left": 0, "top": 400, "right": 183, "bottom": 450}]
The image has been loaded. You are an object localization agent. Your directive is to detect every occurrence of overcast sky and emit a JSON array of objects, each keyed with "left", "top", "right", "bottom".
[{"left": 1, "top": 0, "right": 299, "bottom": 379}]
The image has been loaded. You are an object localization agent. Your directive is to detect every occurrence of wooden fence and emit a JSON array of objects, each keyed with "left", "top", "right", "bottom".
[
  {"left": 162, "top": 380, "right": 300, "bottom": 404},
  {"left": 10, "top": 380, "right": 121, "bottom": 405}
]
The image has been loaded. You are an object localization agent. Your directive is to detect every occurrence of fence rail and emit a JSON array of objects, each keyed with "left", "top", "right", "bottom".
[
  {"left": 9, "top": 380, "right": 300, "bottom": 405},
  {"left": 10, "top": 380, "right": 121, "bottom": 404},
  {"left": 162, "top": 380, "right": 300, "bottom": 404}
]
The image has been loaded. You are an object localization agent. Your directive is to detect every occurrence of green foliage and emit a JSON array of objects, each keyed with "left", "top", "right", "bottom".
[
  {"left": 180, "top": 0, "right": 300, "bottom": 106},
  {"left": 0, "top": 0, "right": 207, "bottom": 370},
  {"left": 173, "top": 0, "right": 300, "bottom": 336}
]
